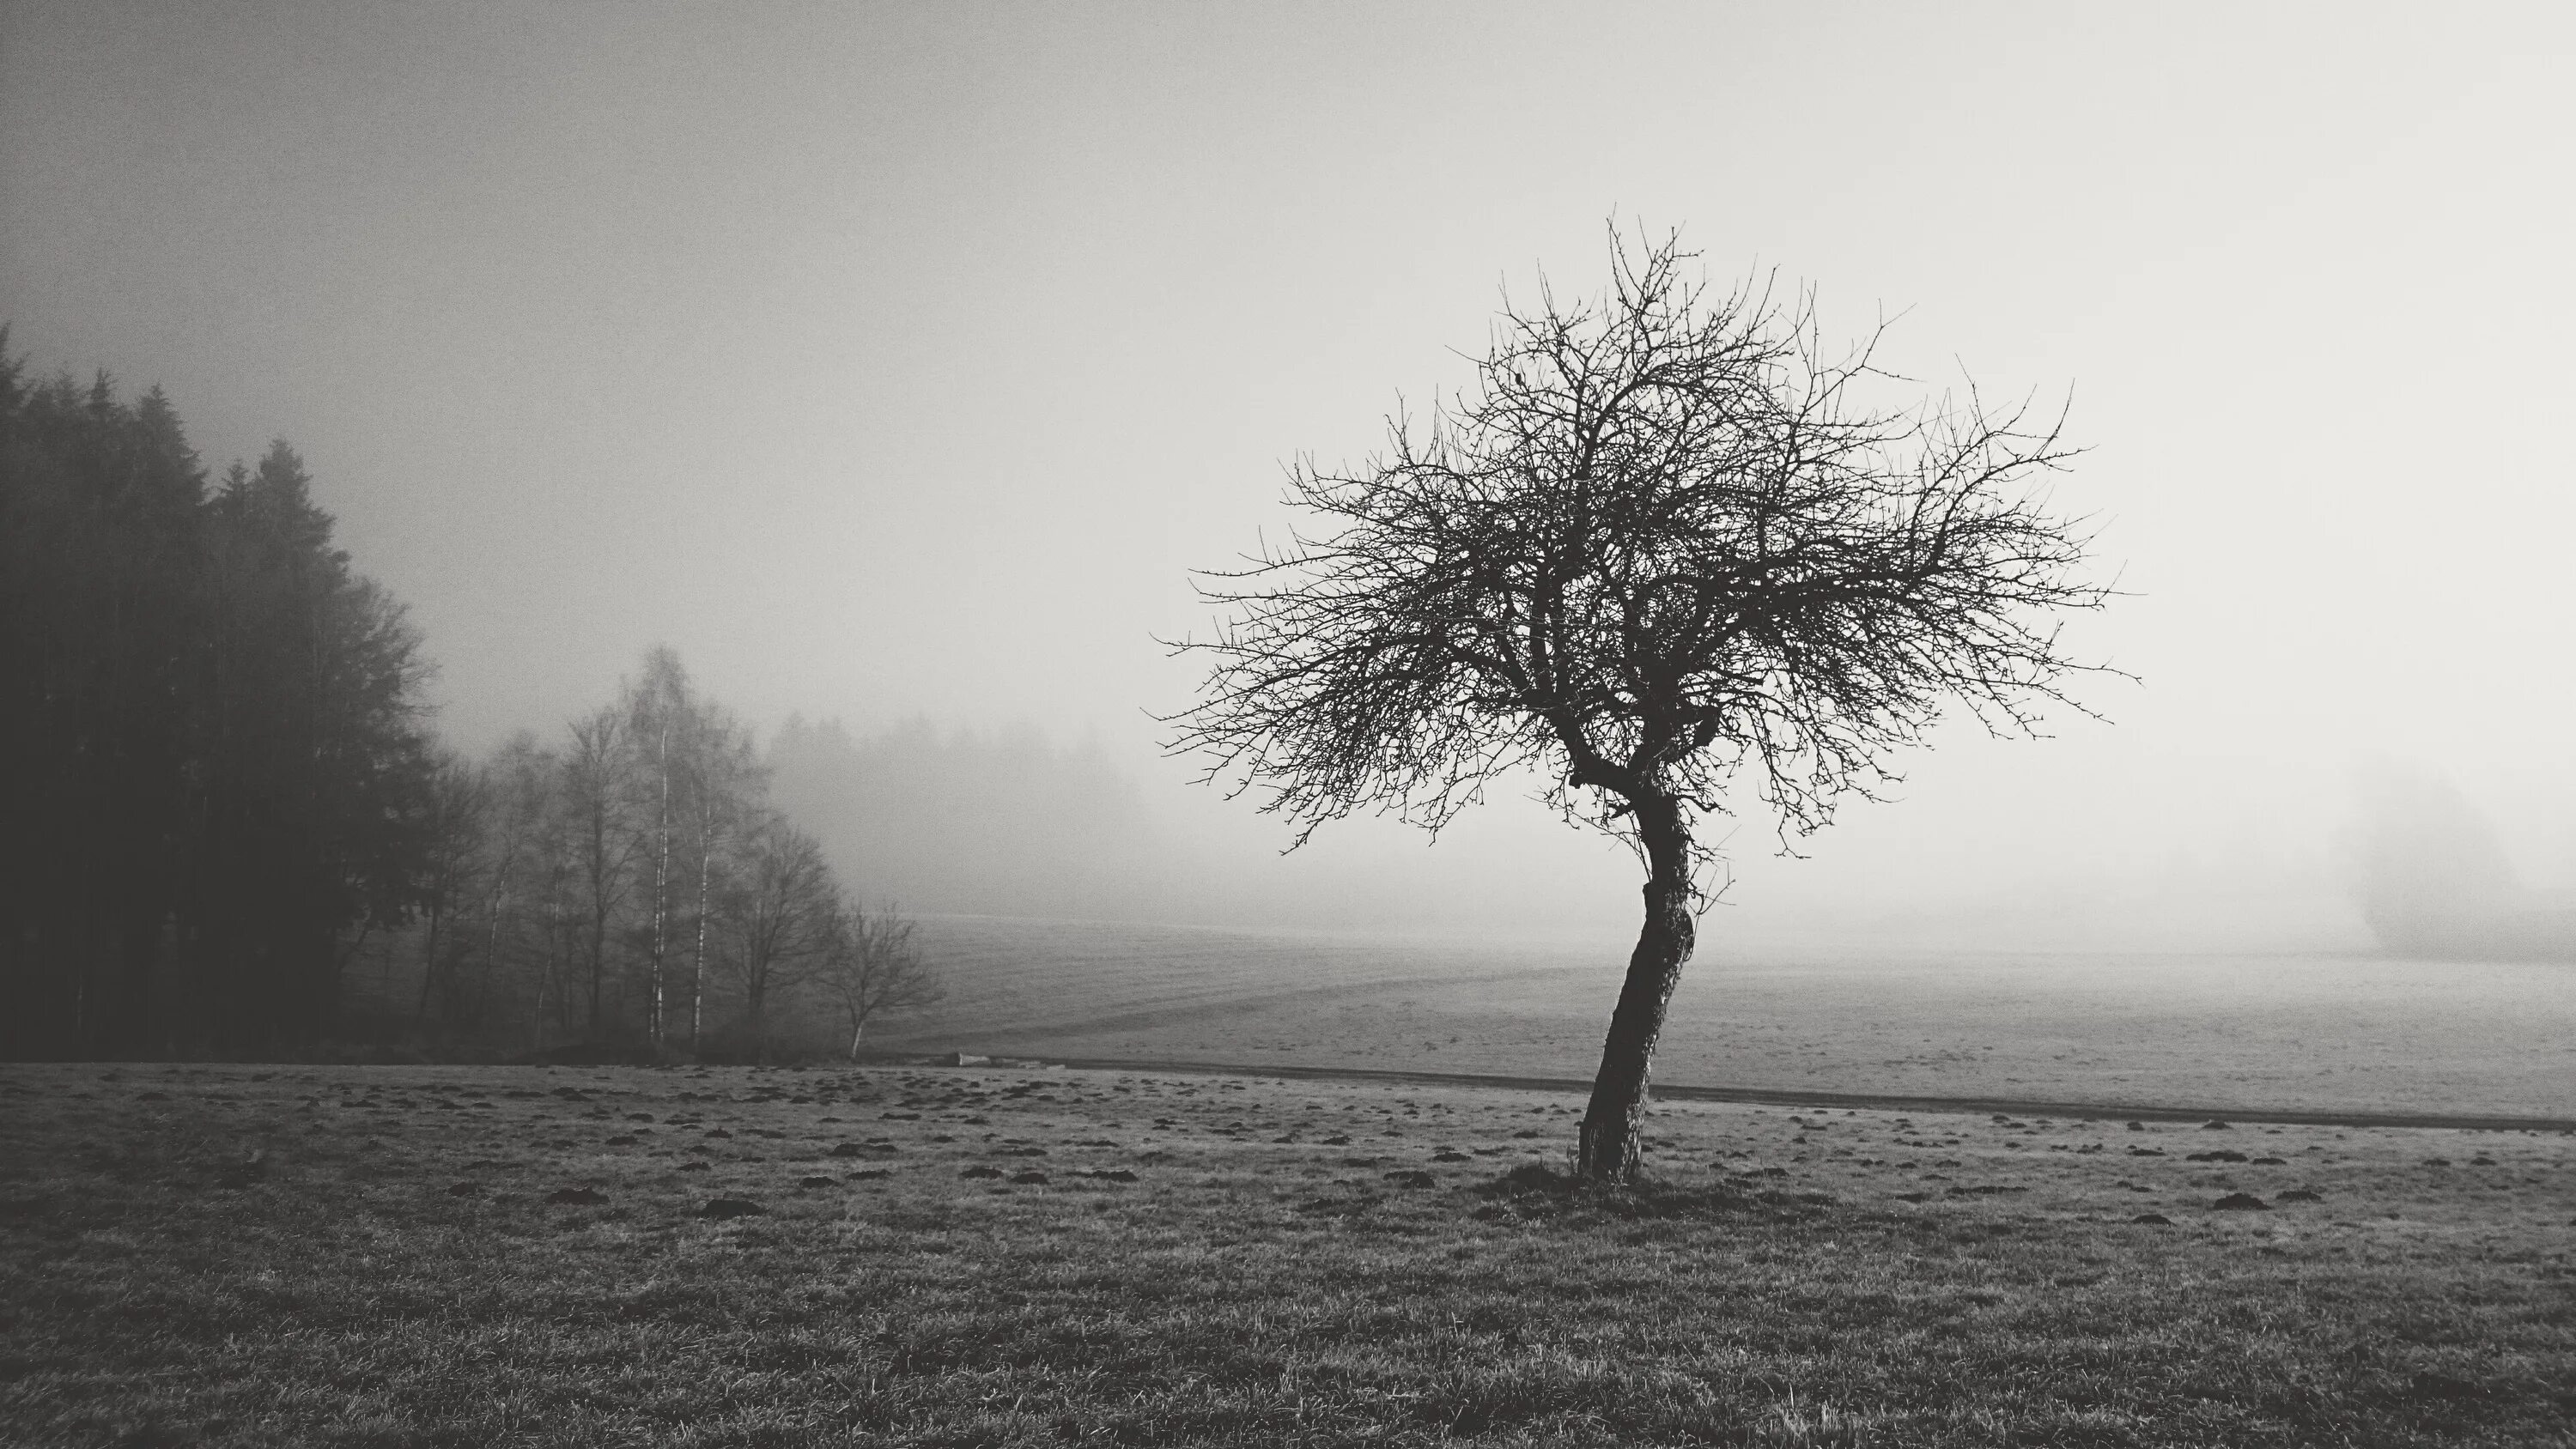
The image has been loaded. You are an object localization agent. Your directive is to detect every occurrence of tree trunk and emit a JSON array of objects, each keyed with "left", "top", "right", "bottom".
[
  {"left": 416, "top": 887, "right": 443, "bottom": 1025},
  {"left": 690, "top": 822, "right": 711, "bottom": 1052},
  {"left": 486, "top": 865, "right": 505, "bottom": 1037},
  {"left": 586, "top": 907, "right": 605, "bottom": 1040},
  {"left": 649, "top": 725, "right": 669, "bottom": 1046},
  {"left": 1577, "top": 793, "right": 1696, "bottom": 1182}
]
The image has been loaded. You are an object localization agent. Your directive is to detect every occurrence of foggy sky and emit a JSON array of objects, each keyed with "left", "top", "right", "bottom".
[{"left": 6, "top": 3, "right": 2572, "bottom": 940}]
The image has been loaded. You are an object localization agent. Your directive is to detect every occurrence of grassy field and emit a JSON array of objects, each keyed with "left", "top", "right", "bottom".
[
  {"left": 869, "top": 917, "right": 2576, "bottom": 1119},
  {"left": 4, "top": 1060, "right": 2571, "bottom": 1446}
]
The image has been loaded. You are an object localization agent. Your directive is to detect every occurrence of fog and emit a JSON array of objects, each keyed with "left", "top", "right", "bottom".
[
  {"left": 8, "top": 3, "right": 2573, "bottom": 951},
  {"left": 762, "top": 713, "right": 2573, "bottom": 959}
]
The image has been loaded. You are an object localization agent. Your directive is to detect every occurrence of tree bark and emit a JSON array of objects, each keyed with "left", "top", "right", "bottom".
[
  {"left": 1577, "top": 793, "right": 1696, "bottom": 1182},
  {"left": 649, "top": 724, "right": 669, "bottom": 1047},
  {"left": 690, "top": 822, "right": 711, "bottom": 1052},
  {"left": 416, "top": 885, "right": 444, "bottom": 1025},
  {"left": 585, "top": 919, "right": 605, "bottom": 1040}
]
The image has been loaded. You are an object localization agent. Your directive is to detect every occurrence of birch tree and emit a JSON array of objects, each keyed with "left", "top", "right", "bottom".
[
  {"left": 623, "top": 646, "right": 692, "bottom": 1047},
  {"left": 678, "top": 701, "right": 762, "bottom": 1051}
]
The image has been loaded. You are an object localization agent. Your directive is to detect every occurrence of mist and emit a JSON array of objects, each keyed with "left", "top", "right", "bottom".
[
  {"left": 760, "top": 711, "right": 2575, "bottom": 959},
  {"left": 8, "top": 3, "right": 2573, "bottom": 956},
  {"left": 2349, "top": 761, "right": 2576, "bottom": 961},
  {"left": 765, "top": 715, "right": 1646, "bottom": 938}
]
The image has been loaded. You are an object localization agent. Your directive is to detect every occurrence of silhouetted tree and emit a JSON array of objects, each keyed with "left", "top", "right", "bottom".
[
  {"left": 2, "top": 347, "right": 436, "bottom": 1057},
  {"left": 413, "top": 751, "right": 492, "bottom": 1029},
  {"left": 560, "top": 703, "right": 641, "bottom": 1040},
  {"left": 676, "top": 694, "right": 762, "bottom": 1051},
  {"left": 618, "top": 646, "right": 769, "bottom": 1049},
  {"left": 389, "top": 658, "right": 789, "bottom": 1057},
  {"left": 0, "top": 356, "right": 209, "bottom": 1054},
  {"left": 1168, "top": 231, "right": 2112, "bottom": 1180},
  {"left": 715, "top": 809, "right": 838, "bottom": 1060},
  {"left": 817, "top": 904, "right": 942, "bottom": 1059},
  {"left": 190, "top": 440, "right": 436, "bottom": 1049},
  {"left": 486, "top": 731, "right": 588, "bottom": 1047},
  {"left": 623, "top": 646, "right": 690, "bottom": 1046}
]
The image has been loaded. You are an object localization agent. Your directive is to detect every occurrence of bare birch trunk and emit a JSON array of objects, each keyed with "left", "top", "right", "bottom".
[
  {"left": 649, "top": 724, "right": 670, "bottom": 1048},
  {"left": 690, "top": 827, "right": 711, "bottom": 1051}
]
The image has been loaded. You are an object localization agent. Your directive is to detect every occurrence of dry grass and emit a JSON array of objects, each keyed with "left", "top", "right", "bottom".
[{"left": 3, "top": 1060, "right": 2571, "bottom": 1446}]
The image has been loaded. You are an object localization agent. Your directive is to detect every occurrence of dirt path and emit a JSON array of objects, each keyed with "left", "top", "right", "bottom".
[{"left": 1029, "top": 1054, "right": 2576, "bottom": 1133}]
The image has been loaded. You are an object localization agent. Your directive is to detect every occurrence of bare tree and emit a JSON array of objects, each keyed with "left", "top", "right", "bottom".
[
  {"left": 1166, "top": 229, "right": 2114, "bottom": 1181},
  {"left": 562, "top": 704, "right": 641, "bottom": 1041},
  {"left": 715, "top": 809, "right": 839, "bottom": 1060},
  {"left": 623, "top": 646, "right": 692, "bottom": 1048},
  {"left": 677, "top": 699, "right": 762, "bottom": 1052},
  {"left": 477, "top": 731, "right": 563, "bottom": 1049},
  {"left": 411, "top": 750, "right": 490, "bottom": 1030},
  {"left": 603, "top": 646, "right": 766, "bottom": 1052},
  {"left": 817, "top": 904, "right": 943, "bottom": 1059}
]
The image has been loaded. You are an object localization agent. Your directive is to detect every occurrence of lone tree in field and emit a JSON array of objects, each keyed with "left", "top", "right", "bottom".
[{"left": 1165, "top": 232, "right": 2112, "bottom": 1182}]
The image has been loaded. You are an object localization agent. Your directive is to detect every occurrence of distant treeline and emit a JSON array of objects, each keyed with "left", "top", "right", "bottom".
[
  {"left": 769, "top": 717, "right": 1157, "bottom": 921},
  {"left": 1, "top": 341, "right": 434, "bottom": 1056},
  {"left": 0, "top": 341, "right": 933, "bottom": 1060},
  {"left": 2353, "top": 763, "right": 2576, "bottom": 964}
]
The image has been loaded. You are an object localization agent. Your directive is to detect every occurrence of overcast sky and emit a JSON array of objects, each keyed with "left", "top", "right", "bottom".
[{"left": 6, "top": 2, "right": 2571, "bottom": 938}]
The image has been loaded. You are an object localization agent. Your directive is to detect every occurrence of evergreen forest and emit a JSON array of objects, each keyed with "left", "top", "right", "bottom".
[{"left": 0, "top": 337, "right": 929, "bottom": 1062}]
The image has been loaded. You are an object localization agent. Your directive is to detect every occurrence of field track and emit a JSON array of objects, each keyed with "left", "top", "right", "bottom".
[
  {"left": 1029, "top": 1053, "right": 2576, "bottom": 1134},
  {"left": 880, "top": 916, "right": 2576, "bottom": 1119}
]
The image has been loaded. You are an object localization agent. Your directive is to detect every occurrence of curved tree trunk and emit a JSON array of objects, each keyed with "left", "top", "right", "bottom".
[{"left": 1577, "top": 793, "right": 1695, "bottom": 1182}]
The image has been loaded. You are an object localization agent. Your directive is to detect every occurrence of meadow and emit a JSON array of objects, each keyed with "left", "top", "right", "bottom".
[
  {"left": 4, "top": 1058, "right": 2570, "bottom": 1446},
  {"left": 876, "top": 917, "right": 2576, "bottom": 1119}
]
